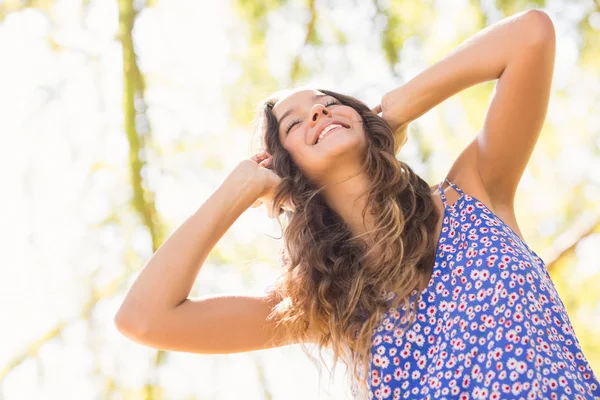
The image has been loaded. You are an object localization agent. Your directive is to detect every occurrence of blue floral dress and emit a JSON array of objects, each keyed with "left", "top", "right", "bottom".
[{"left": 353, "top": 177, "right": 600, "bottom": 399}]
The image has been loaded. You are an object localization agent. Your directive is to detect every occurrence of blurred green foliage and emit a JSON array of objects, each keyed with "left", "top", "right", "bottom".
[{"left": 2, "top": 0, "right": 599, "bottom": 398}]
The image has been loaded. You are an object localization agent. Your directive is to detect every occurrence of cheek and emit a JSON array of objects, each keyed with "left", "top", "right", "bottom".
[
  {"left": 287, "top": 130, "right": 310, "bottom": 152},
  {"left": 282, "top": 138, "right": 306, "bottom": 163},
  {"left": 283, "top": 136, "right": 299, "bottom": 155}
]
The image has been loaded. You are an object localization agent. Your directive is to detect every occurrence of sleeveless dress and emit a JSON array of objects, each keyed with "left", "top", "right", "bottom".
[{"left": 352, "top": 177, "right": 600, "bottom": 400}]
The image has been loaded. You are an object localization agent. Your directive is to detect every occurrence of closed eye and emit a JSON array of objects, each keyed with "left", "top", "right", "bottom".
[{"left": 285, "top": 99, "right": 339, "bottom": 134}]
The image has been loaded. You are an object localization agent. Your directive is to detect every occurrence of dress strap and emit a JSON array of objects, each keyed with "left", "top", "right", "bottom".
[
  {"left": 438, "top": 177, "right": 465, "bottom": 208},
  {"left": 444, "top": 177, "right": 465, "bottom": 196}
]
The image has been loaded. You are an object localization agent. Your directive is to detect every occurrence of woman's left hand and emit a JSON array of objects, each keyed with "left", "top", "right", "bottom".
[{"left": 372, "top": 96, "right": 410, "bottom": 154}]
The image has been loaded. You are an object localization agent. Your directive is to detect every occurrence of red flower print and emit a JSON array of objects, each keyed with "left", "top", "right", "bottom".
[{"left": 361, "top": 193, "right": 600, "bottom": 399}]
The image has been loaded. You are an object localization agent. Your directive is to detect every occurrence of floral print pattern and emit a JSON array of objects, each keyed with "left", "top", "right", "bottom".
[{"left": 353, "top": 178, "right": 600, "bottom": 399}]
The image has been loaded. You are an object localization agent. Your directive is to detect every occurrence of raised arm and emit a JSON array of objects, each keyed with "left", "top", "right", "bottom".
[
  {"left": 381, "top": 9, "right": 549, "bottom": 125},
  {"left": 114, "top": 159, "right": 288, "bottom": 353},
  {"left": 381, "top": 9, "right": 555, "bottom": 204}
]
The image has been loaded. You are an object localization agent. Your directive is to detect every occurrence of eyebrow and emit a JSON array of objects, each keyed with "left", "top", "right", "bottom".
[{"left": 278, "top": 94, "right": 330, "bottom": 129}]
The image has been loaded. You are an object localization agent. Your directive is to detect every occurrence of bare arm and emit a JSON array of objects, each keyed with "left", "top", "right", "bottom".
[
  {"left": 120, "top": 292, "right": 299, "bottom": 354},
  {"left": 114, "top": 160, "right": 263, "bottom": 336},
  {"left": 383, "top": 9, "right": 555, "bottom": 205},
  {"left": 381, "top": 9, "right": 545, "bottom": 125}
]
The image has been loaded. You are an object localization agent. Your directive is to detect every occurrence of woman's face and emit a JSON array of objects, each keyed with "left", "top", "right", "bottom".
[{"left": 272, "top": 89, "right": 368, "bottom": 184}]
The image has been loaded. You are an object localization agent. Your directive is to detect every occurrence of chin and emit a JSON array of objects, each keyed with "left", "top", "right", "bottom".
[
  {"left": 304, "top": 143, "right": 366, "bottom": 178},
  {"left": 315, "top": 132, "right": 367, "bottom": 159}
]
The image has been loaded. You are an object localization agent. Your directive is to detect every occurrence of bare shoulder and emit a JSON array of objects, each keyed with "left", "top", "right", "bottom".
[
  {"left": 441, "top": 137, "right": 527, "bottom": 241},
  {"left": 444, "top": 137, "right": 497, "bottom": 210},
  {"left": 427, "top": 138, "right": 492, "bottom": 208}
]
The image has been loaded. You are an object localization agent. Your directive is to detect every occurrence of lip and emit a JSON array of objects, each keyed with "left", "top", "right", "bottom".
[{"left": 312, "top": 119, "right": 350, "bottom": 146}]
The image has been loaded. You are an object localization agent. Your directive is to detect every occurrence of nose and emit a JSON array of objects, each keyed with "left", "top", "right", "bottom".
[{"left": 309, "top": 104, "right": 331, "bottom": 127}]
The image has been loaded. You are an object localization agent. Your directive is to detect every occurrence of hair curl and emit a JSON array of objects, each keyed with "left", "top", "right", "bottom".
[{"left": 254, "top": 86, "right": 441, "bottom": 397}]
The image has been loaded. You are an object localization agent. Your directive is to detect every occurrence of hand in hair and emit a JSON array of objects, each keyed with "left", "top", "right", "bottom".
[
  {"left": 372, "top": 98, "right": 410, "bottom": 154},
  {"left": 248, "top": 150, "right": 294, "bottom": 218}
]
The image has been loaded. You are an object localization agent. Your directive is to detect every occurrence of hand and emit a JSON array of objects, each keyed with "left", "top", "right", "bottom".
[
  {"left": 247, "top": 150, "right": 294, "bottom": 218},
  {"left": 372, "top": 94, "right": 410, "bottom": 154}
]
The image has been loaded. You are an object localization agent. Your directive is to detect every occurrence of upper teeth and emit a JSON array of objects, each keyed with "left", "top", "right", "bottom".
[{"left": 317, "top": 124, "right": 343, "bottom": 143}]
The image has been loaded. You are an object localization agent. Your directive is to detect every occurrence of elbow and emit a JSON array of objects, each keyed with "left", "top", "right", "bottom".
[
  {"left": 114, "top": 308, "right": 150, "bottom": 340},
  {"left": 523, "top": 9, "right": 556, "bottom": 46}
]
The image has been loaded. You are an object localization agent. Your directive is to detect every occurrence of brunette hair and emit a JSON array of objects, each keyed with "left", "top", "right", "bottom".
[{"left": 253, "top": 86, "right": 440, "bottom": 396}]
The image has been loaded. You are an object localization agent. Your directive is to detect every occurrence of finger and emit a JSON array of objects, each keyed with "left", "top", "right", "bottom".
[
  {"left": 259, "top": 157, "right": 272, "bottom": 167},
  {"left": 372, "top": 104, "right": 382, "bottom": 114},
  {"left": 250, "top": 150, "right": 269, "bottom": 162},
  {"left": 251, "top": 199, "right": 262, "bottom": 208}
]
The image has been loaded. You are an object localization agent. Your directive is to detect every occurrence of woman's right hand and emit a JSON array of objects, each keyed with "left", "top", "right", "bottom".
[{"left": 247, "top": 150, "right": 294, "bottom": 218}]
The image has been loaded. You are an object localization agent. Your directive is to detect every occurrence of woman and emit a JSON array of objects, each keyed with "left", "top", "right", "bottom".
[{"left": 115, "top": 9, "right": 600, "bottom": 399}]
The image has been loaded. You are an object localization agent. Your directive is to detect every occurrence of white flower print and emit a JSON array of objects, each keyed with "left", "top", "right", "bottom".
[
  {"left": 380, "top": 355, "right": 390, "bottom": 369},
  {"left": 366, "top": 182, "right": 600, "bottom": 399}
]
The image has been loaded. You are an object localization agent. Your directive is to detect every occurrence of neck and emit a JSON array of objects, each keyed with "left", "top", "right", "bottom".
[{"left": 319, "top": 169, "right": 376, "bottom": 244}]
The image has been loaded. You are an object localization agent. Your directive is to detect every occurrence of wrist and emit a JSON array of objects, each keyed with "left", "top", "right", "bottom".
[
  {"left": 223, "top": 160, "right": 260, "bottom": 198},
  {"left": 228, "top": 160, "right": 264, "bottom": 200},
  {"left": 382, "top": 87, "right": 413, "bottom": 125}
]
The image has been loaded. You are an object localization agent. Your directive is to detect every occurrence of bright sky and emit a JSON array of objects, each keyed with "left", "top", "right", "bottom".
[{"left": 1, "top": 0, "right": 599, "bottom": 398}]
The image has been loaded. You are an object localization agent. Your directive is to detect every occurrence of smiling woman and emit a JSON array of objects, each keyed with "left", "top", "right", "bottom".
[
  {"left": 114, "top": 82, "right": 443, "bottom": 400},
  {"left": 270, "top": 88, "right": 371, "bottom": 187},
  {"left": 253, "top": 85, "right": 444, "bottom": 397},
  {"left": 115, "top": 8, "right": 600, "bottom": 400}
]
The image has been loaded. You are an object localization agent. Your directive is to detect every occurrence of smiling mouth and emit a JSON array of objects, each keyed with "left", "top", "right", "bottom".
[{"left": 314, "top": 126, "right": 347, "bottom": 145}]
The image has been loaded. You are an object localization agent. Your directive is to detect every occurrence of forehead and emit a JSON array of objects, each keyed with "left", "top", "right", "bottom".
[{"left": 272, "top": 89, "right": 326, "bottom": 118}]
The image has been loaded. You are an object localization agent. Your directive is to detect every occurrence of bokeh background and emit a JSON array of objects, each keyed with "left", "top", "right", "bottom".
[{"left": 1, "top": 0, "right": 599, "bottom": 399}]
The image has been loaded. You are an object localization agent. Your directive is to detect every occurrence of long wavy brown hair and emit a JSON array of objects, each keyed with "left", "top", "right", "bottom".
[{"left": 254, "top": 86, "right": 441, "bottom": 397}]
